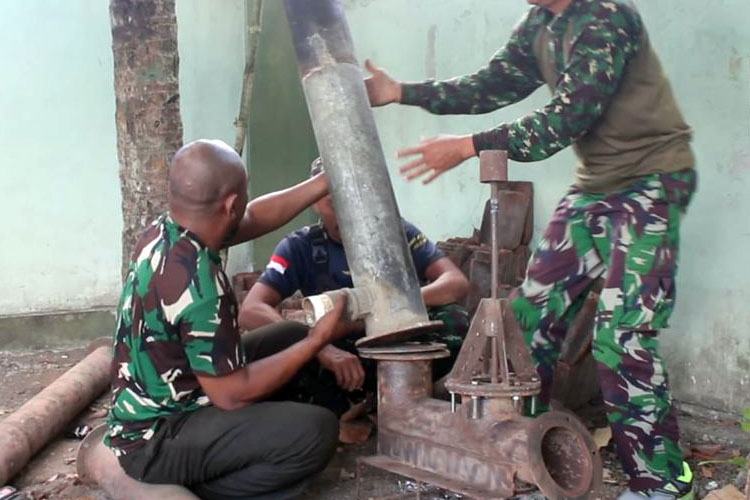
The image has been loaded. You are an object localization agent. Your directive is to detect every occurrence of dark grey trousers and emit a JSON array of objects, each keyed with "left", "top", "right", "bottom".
[{"left": 118, "top": 322, "right": 338, "bottom": 500}]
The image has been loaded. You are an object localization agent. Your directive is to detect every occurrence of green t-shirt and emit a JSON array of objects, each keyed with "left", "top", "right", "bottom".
[{"left": 105, "top": 214, "right": 244, "bottom": 456}]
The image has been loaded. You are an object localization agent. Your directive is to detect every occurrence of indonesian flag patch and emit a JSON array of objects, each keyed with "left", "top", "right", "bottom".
[{"left": 267, "top": 255, "right": 289, "bottom": 275}]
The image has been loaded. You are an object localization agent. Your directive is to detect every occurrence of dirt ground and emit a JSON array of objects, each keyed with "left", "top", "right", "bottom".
[{"left": 0, "top": 346, "right": 747, "bottom": 500}]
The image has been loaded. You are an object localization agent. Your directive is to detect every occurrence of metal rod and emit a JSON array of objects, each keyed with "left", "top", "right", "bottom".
[
  {"left": 490, "top": 321, "right": 500, "bottom": 384},
  {"left": 513, "top": 395, "right": 522, "bottom": 413},
  {"left": 499, "top": 304, "right": 512, "bottom": 387},
  {"left": 283, "top": 0, "right": 432, "bottom": 342},
  {"left": 0, "top": 345, "right": 111, "bottom": 485},
  {"left": 450, "top": 393, "right": 457, "bottom": 413},
  {"left": 490, "top": 183, "right": 500, "bottom": 300}
]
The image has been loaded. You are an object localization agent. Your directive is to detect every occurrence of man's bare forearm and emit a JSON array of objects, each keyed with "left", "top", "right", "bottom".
[
  {"left": 228, "top": 174, "right": 328, "bottom": 245},
  {"left": 421, "top": 270, "right": 469, "bottom": 306},
  {"left": 238, "top": 302, "right": 283, "bottom": 331},
  {"left": 202, "top": 336, "right": 324, "bottom": 411},
  {"left": 238, "top": 337, "right": 322, "bottom": 403}
]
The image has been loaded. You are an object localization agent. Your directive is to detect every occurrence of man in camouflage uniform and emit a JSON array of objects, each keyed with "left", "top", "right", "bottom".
[
  {"left": 365, "top": 1, "right": 696, "bottom": 499},
  {"left": 238, "top": 157, "right": 470, "bottom": 416},
  {"left": 106, "top": 139, "right": 351, "bottom": 499}
]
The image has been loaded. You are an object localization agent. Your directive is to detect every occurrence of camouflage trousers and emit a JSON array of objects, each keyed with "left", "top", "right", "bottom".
[
  {"left": 512, "top": 170, "right": 696, "bottom": 491},
  {"left": 423, "top": 303, "right": 471, "bottom": 378}
]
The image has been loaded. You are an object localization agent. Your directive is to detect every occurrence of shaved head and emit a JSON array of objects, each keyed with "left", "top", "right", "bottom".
[
  {"left": 167, "top": 140, "right": 249, "bottom": 247},
  {"left": 169, "top": 139, "right": 247, "bottom": 212}
]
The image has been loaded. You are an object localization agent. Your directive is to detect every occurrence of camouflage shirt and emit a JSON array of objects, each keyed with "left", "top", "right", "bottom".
[
  {"left": 401, "top": 0, "right": 643, "bottom": 162},
  {"left": 106, "top": 215, "right": 244, "bottom": 456}
]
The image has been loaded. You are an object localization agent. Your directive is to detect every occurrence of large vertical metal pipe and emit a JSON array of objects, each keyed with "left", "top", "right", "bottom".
[
  {"left": 283, "top": 0, "right": 436, "bottom": 345},
  {"left": 0, "top": 345, "right": 111, "bottom": 485}
]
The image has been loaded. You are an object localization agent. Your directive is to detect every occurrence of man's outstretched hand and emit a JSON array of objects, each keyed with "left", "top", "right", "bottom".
[
  {"left": 364, "top": 59, "right": 402, "bottom": 107},
  {"left": 398, "top": 135, "right": 477, "bottom": 184}
]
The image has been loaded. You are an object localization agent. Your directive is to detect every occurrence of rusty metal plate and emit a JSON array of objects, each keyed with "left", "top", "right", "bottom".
[
  {"left": 477, "top": 192, "right": 531, "bottom": 250},
  {"left": 358, "top": 342, "right": 447, "bottom": 355},
  {"left": 360, "top": 346, "right": 449, "bottom": 362},
  {"left": 355, "top": 320, "right": 444, "bottom": 347}
]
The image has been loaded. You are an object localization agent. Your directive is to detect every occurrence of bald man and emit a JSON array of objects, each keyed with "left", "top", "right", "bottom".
[{"left": 105, "top": 140, "right": 348, "bottom": 499}]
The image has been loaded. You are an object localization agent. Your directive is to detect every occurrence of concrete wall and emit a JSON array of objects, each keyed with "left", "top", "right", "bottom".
[
  {"left": 0, "top": 0, "right": 247, "bottom": 320},
  {"left": 343, "top": 0, "right": 750, "bottom": 413},
  {"left": 0, "top": 0, "right": 121, "bottom": 317}
]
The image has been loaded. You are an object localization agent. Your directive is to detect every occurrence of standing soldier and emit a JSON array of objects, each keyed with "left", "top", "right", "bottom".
[{"left": 364, "top": 1, "right": 696, "bottom": 499}]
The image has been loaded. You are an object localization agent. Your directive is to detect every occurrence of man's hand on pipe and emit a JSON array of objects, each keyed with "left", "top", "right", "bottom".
[
  {"left": 397, "top": 135, "right": 477, "bottom": 184},
  {"left": 307, "top": 294, "right": 348, "bottom": 347},
  {"left": 364, "top": 59, "right": 402, "bottom": 106}
]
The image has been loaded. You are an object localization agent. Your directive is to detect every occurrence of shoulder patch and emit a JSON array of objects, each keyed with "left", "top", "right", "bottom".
[{"left": 267, "top": 255, "right": 289, "bottom": 275}]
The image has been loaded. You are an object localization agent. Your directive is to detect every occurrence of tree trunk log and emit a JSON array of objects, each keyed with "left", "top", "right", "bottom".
[{"left": 110, "top": 0, "right": 183, "bottom": 279}]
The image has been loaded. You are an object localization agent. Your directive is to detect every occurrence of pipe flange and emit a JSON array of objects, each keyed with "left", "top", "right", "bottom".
[
  {"left": 355, "top": 320, "right": 444, "bottom": 347},
  {"left": 358, "top": 341, "right": 447, "bottom": 355},
  {"left": 526, "top": 411, "right": 602, "bottom": 500},
  {"left": 359, "top": 343, "right": 449, "bottom": 361}
]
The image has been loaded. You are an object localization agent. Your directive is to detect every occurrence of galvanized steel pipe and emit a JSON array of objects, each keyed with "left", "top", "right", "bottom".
[
  {"left": 0, "top": 344, "right": 111, "bottom": 484},
  {"left": 283, "top": 0, "right": 435, "bottom": 345}
]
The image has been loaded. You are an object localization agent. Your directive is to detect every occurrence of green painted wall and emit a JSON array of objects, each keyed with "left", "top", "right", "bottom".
[
  {"left": 0, "top": 0, "right": 247, "bottom": 318},
  {"left": 247, "top": 0, "right": 319, "bottom": 269},
  {"left": 0, "top": 0, "right": 121, "bottom": 317},
  {"left": 342, "top": 0, "right": 750, "bottom": 413}
]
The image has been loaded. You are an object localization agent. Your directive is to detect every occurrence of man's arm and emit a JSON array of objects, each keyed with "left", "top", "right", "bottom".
[
  {"left": 399, "top": 7, "right": 644, "bottom": 182},
  {"left": 240, "top": 281, "right": 366, "bottom": 391},
  {"left": 365, "top": 10, "right": 544, "bottom": 115},
  {"left": 421, "top": 257, "right": 469, "bottom": 306},
  {"left": 471, "top": 11, "right": 644, "bottom": 161},
  {"left": 197, "top": 295, "right": 347, "bottom": 411},
  {"left": 227, "top": 173, "right": 328, "bottom": 246},
  {"left": 238, "top": 281, "right": 285, "bottom": 331}
]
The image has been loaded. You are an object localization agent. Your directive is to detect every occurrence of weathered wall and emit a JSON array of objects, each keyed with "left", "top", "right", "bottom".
[
  {"left": 343, "top": 0, "right": 750, "bottom": 413},
  {"left": 0, "top": 0, "right": 247, "bottom": 318},
  {"left": 0, "top": 0, "right": 121, "bottom": 316}
]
